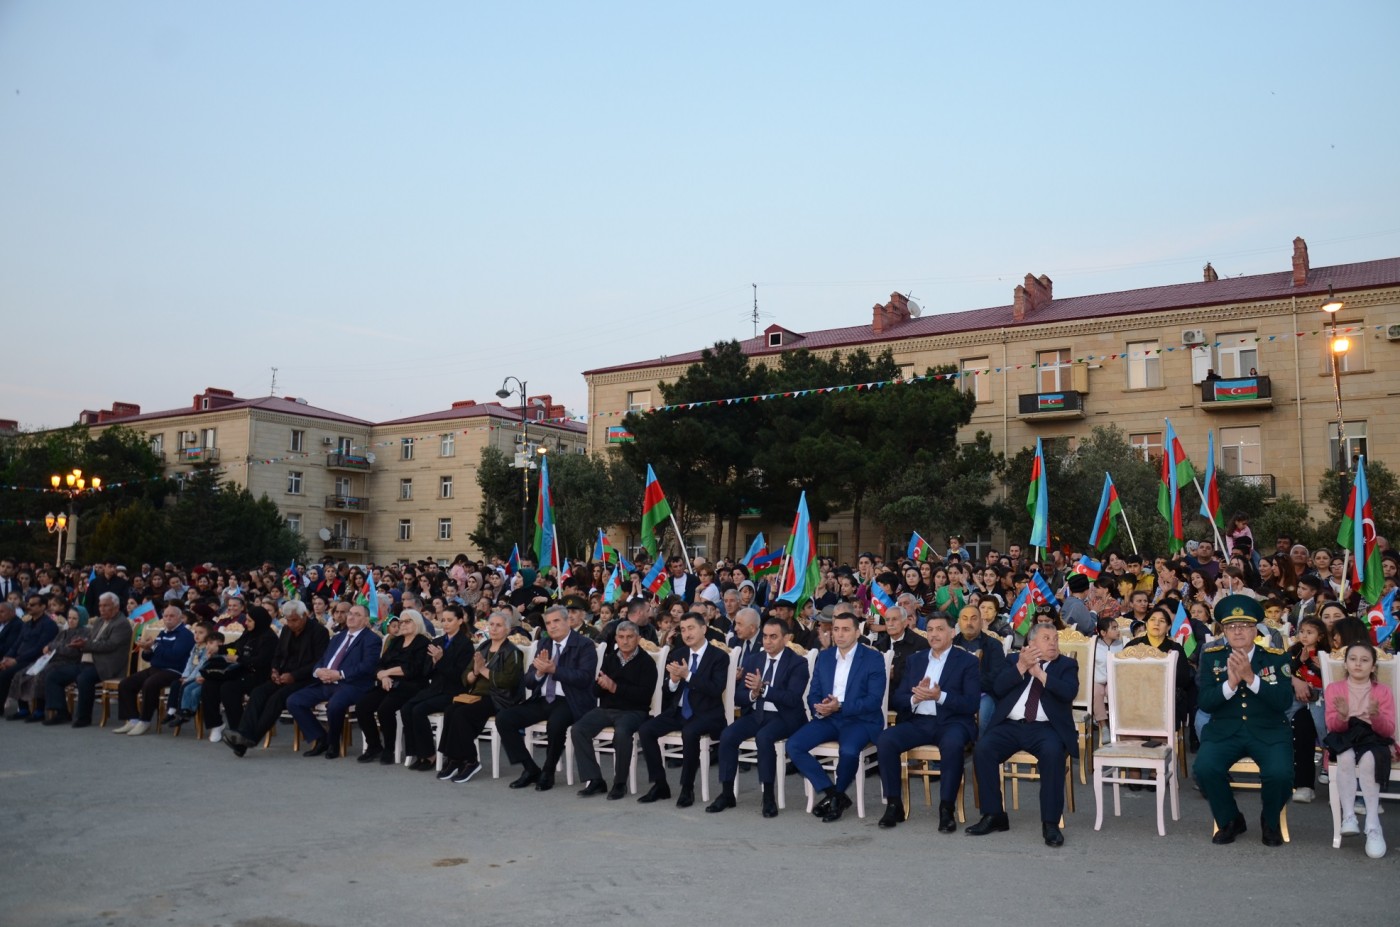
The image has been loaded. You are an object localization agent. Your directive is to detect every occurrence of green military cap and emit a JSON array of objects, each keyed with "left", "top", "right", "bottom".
[
  {"left": 1213, "top": 594, "right": 1264, "bottom": 626},
  {"left": 561, "top": 594, "right": 589, "bottom": 611}
]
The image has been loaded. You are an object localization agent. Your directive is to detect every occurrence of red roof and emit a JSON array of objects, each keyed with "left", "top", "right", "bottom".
[
  {"left": 100, "top": 395, "right": 373, "bottom": 427},
  {"left": 583, "top": 256, "right": 1400, "bottom": 376},
  {"left": 377, "top": 402, "right": 586, "bottom": 433}
]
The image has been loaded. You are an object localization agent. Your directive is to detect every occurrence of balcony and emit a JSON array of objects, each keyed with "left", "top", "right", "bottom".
[
  {"left": 1018, "top": 390, "right": 1085, "bottom": 420},
  {"left": 323, "top": 535, "right": 368, "bottom": 552},
  {"left": 327, "top": 452, "right": 371, "bottom": 471},
  {"left": 1200, "top": 375, "right": 1273, "bottom": 410},
  {"left": 180, "top": 446, "right": 221, "bottom": 463},
  {"left": 1230, "top": 473, "right": 1277, "bottom": 497},
  {"left": 324, "top": 494, "right": 370, "bottom": 512}
]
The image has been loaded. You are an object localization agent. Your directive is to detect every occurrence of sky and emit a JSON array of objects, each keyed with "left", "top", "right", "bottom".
[{"left": 3, "top": 1, "right": 1399, "bottom": 430}]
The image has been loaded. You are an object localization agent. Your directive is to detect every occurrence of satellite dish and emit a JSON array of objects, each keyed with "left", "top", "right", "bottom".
[
  {"left": 318, "top": 527, "right": 332, "bottom": 541},
  {"left": 907, "top": 299, "right": 922, "bottom": 318},
  {"left": 365, "top": 452, "right": 377, "bottom": 464}
]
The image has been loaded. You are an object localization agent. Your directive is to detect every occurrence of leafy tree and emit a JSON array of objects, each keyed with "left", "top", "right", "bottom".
[
  {"left": 1250, "top": 493, "right": 1322, "bottom": 553},
  {"left": 873, "top": 432, "right": 1004, "bottom": 546},
  {"left": 86, "top": 500, "right": 171, "bottom": 565},
  {"left": 1318, "top": 461, "right": 1400, "bottom": 549},
  {"left": 470, "top": 446, "right": 528, "bottom": 558},
  {"left": 548, "top": 450, "right": 641, "bottom": 563}
]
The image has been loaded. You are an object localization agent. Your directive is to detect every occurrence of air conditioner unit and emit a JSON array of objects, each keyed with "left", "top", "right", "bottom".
[
  {"left": 181, "top": 431, "right": 198, "bottom": 444},
  {"left": 1181, "top": 329, "right": 1207, "bottom": 346},
  {"left": 322, "top": 437, "right": 334, "bottom": 446},
  {"left": 1386, "top": 323, "right": 1400, "bottom": 342}
]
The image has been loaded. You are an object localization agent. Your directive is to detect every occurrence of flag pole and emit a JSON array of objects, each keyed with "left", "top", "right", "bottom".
[
  {"left": 667, "top": 510, "right": 693, "bottom": 573},
  {"left": 1119, "top": 508, "right": 1140, "bottom": 557},
  {"left": 1192, "top": 477, "right": 1226, "bottom": 553}
]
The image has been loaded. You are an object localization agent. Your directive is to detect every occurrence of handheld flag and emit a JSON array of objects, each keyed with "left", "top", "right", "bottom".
[
  {"left": 282, "top": 560, "right": 301, "bottom": 602},
  {"left": 1157, "top": 418, "right": 1196, "bottom": 555},
  {"left": 603, "top": 566, "right": 621, "bottom": 603},
  {"left": 640, "top": 465, "right": 674, "bottom": 559},
  {"left": 533, "top": 453, "right": 559, "bottom": 572},
  {"left": 641, "top": 559, "right": 670, "bottom": 597},
  {"left": 128, "top": 601, "right": 159, "bottom": 636},
  {"left": 505, "top": 544, "right": 520, "bottom": 578},
  {"left": 750, "top": 547, "right": 784, "bottom": 580},
  {"left": 1026, "top": 438, "right": 1049, "bottom": 549},
  {"left": 1368, "top": 587, "right": 1398, "bottom": 645},
  {"left": 777, "top": 491, "right": 821, "bottom": 608},
  {"left": 593, "top": 529, "right": 617, "bottom": 565},
  {"left": 1199, "top": 430, "right": 1224, "bottom": 530},
  {"left": 869, "top": 583, "right": 897, "bottom": 620},
  {"left": 1169, "top": 599, "right": 1198, "bottom": 658},
  {"left": 363, "top": 580, "right": 379, "bottom": 622},
  {"left": 1009, "top": 586, "right": 1035, "bottom": 637},
  {"left": 740, "top": 533, "right": 766, "bottom": 568},
  {"left": 1338, "top": 456, "right": 1384, "bottom": 604},
  {"left": 1030, "top": 572, "right": 1061, "bottom": 610},
  {"left": 907, "top": 531, "right": 936, "bottom": 563},
  {"left": 1088, "top": 474, "right": 1123, "bottom": 552},
  {"left": 1072, "top": 556, "right": 1102, "bottom": 582}
]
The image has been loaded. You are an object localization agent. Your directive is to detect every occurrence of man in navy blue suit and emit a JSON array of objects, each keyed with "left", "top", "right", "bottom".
[
  {"left": 498, "top": 605, "right": 598, "bottom": 792},
  {"left": 707, "top": 614, "right": 811, "bottom": 818},
  {"left": 286, "top": 603, "right": 380, "bottom": 759},
  {"left": 637, "top": 611, "right": 730, "bottom": 808},
  {"left": 787, "top": 608, "right": 888, "bottom": 823},
  {"left": 966, "top": 624, "right": 1079, "bottom": 847},
  {"left": 876, "top": 611, "right": 981, "bottom": 832}
]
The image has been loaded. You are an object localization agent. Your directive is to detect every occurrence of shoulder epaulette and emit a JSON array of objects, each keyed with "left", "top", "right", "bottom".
[
  {"left": 1204, "top": 643, "right": 1227, "bottom": 653},
  {"left": 1263, "top": 646, "right": 1285, "bottom": 655}
]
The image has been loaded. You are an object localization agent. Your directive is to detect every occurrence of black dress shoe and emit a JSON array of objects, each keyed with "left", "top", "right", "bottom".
[
  {"left": 1260, "top": 816, "right": 1284, "bottom": 848},
  {"left": 878, "top": 801, "right": 904, "bottom": 829},
  {"left": 509, "top": 768, "right": 541, "bottom": 789},
  {"left": 534, "top": 775, "right": 555, "bottom": 792},
  {"left": 231, "top": 743, "right": 247, "bottom": 758},
  {"left": 822, "top": 792, "right": 853, "bottom": 823},
  {"left": 607, "top": 781, "right": 627, "bottom": 801},
  {"left": 706, "top": 792, "right": 737, "bottom": 813},
  {"left": 675, "top": 790, "right": 694, "bottom": 808},
  {"left": 637, "top": 782, "right": 672, "bottom": 803},
  {"left": 71, "top": 718, "right": 91, "bottom": 729},
  {"left": 379, "top": 752, "right": 397, "bottom": 766},
  {"left": 938, "top": 802, "right": 957, "bottom": 833},
  {"left": 359, "top": 748, "right": 383, "bottom": 764},
  {"left": 324, "top": 743, "right": 341, "bottom": 759},
  {"left": 409, "top": 758, "right": 436, "bottom": 772},
  {"left": 302, "top": 740, "right": 328, "bottom": 757},
  {"left": 762, "top": 794, "right": 779, "bottom": 818},
  {"left": 812, "top": 794, "right": 834, "bottom": 817},
  {"left": 965, "top": 813, "right": 1011, "bottom": 836},
  {"left": 1042, "top": 822, "right": 1064, "bottom": 847},
  {"left": 578, "top": 779, "right": 609, "bottom": 797},
  {"left": 1211, "top": 813, "right": 1247, "bottom": 845},
  {"left": 41, "top": 713, "right": 69, "bottom": 726}
]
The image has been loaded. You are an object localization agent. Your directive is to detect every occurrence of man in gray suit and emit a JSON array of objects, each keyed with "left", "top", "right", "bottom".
[{"left": 42, "top": 592, "right": 132, "bottom": 727}]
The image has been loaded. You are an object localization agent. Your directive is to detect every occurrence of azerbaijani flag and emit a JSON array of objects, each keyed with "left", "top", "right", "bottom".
[
  {"left": 1038, "top": 394, "right": 1066, "bottom": 411},
  {"left": 1088, "top": 473, "right": 1123, "bottom": 552},
  {"left": 1338, "top": 455, "right": 1384, "bottom": 604},
  {"left": 1030, "top": 572, "right": 1061, "bottom": 610},
  {"left": 751, "top": 547, "right": 784, "bottom": 580},
  {"left": 363, "top": 579, "right": 378, "bottom": 621},
  {"left": 533, "top": 453, "right": 560, "bottom": 572},
  {"left": 1009, "top": 586, "right": 1035, "bottom": 637},
  {"left": 593, "top": 528, "right": 617, "bottom": 565},
  {"left": 1027, "top": 437, "right": 1049, "bottom": 550},
  {"left": 1157, "top": 418, "right": 1196, "bottom": 555},
  {"left": 640, "top": 464, "right": 673, "bottom": 559},
  {"left": 740, "top": 533, "right": 766, "bottom": 568},
  {"left": 1170, "top": 600, "right": 1198, "bottom": 658},
  {"left": 869, "top": 583, "right": 897, "bottom": 620},
  {"left": 1213, "top": 378, "right": 1260, "bottom": 402},
  {"left": 505, "top": 544, "right": 520, "bottom": 578},
  {"left": 1199, "top": 430, "right": 1224, "bottom": 531},
  {"left": 642, "top": 559, "right": 670, "bottom": 597},
  {"left": 128, "top": 600, "right": 159, "bottom": 637},
  {"left": 282, "top": 560, "right": 301, "bottom": 601},
  {"left": 1072, "top": 556, "right": 1102, "bottom": 581},
  {"left": 777, "top": 491, "right": 821, "bottom": 608},
  {"left": 603, "top": 566, "right": 621, "bottom": 604},
  {"left": 1368, "top": 587, "right": 1398, "bottom": 645},
  {"left": 907, "top": 531, "right": 936, "bottom": 563}
]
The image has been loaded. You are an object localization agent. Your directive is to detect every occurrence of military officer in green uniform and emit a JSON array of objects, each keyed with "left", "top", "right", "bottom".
[{"left": 1193, "top": 594, "right": 1294, "bottom": 847}]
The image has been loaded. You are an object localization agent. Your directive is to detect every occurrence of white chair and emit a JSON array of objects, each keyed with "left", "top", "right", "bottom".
[
  {"left": 1321, "top": 649, "right": 1399, "bottom": 848},
  {"left": 802, "top": 647, "right": 895, "bottom": 819},
  {"left": 591, "top": 641, "right": 668, "bottom": 793},
  {"left": 657, "top": 643, "right": 738, "bottom": 802},
  {"left": 1092, "top": 644, "right": 1180, "bottom": 835},
  {"left": 519, "top": 638, "right": 600, "bottom": 784},
  {"left": 1058, "top": 628, "right": 1098, "bottom": 784},
  {"left": 734, "top": 644, "right": 817, "bottom": 809}
]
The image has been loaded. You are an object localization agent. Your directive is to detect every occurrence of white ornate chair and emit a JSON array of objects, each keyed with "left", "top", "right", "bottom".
[{"left": 1092, "top": 644, "right": 1180, "bottom": 835}]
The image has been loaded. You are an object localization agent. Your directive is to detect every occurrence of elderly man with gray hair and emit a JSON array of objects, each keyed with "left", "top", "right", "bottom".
[
  {"left": 42, "top": 592, "right": 132, "bottom": 727},
  {"left": 570, "top": 619, "right": 659, "bottom": 800},
  {"left": 222, "top": 599, "right": 329, "bottom": 756}
]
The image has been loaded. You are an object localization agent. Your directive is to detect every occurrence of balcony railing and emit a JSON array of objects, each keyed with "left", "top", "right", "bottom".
[
  {"left": 324, "top": 494, "right": 370, "bottom": 511},
  {"left": 1018, "top": 390, "right": 1085, "bottom": 418},
  {"left": 326, "top": 452, "right": 371, "bottom": 471},
  {"left": 1200, "top": 375, "right": 1272, "bottom": 407},
  {"left": 1229, "top": 473, "right": 1277, "bottom": 497},
  {"left": 180, "top": 446, "right": 221, "bottom": 463},
  {"left": 323, "top": 535, "right": 368, "bottom": 552}
]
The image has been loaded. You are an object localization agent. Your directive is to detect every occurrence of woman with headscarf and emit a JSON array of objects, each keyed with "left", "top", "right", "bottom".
[{"left": 200, "top": 603, "right": 278, "bottom": 742}]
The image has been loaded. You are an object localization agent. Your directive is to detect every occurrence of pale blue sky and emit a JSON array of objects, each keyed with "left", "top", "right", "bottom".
[{"left": 3, "top": 1, "right": 1398, "bottom": 429}]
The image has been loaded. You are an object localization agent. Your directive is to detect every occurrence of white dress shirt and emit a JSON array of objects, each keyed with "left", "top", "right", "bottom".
[
  {"left": 759, "top": 650, "right": 783, "bottom": 712},
  {"left": 544, "top": 637, "right": 568, "bottom": 698},
  {"left": 1221, "top": 646, "right": 1261, "bottom": 701},
  {"left": 667, "top": 642, "right": 708, "bottom": 692},
  {"left": 832, "top": 645, "right": 857, "bottom": 702},
  {"left": 913, "top": 646, "right": 953, "bottom": 717},
  {"left": 1007, "top": 661, "right": 1049, "bottom": 722}
]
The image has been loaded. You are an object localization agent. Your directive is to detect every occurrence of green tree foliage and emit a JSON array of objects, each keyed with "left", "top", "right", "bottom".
[
  {"left": 872, "top": 432, "right": 1004, "bottom": 545},
  {"left": 1250, "top": 494, "right": 1322, "bottom": 553},
  {"left": 470, "top": 446, "right": 527, "bottom": 558},
  {"left": 548, "top": 451, "right": 641, "bottom": 563}
]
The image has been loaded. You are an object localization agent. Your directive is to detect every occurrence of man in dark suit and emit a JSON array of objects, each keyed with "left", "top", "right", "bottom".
[
  {"left": 877, "top": 611, "right": 981, "bottom": 832},
  {"left": 786, "top": 608, "right": 888, "bottom": 823},
  {"left": 708, "top": 616, "right": 812, "bottom": 817},
  {"left": 874, "top": 605, "right": 929, "bottom": 693},
  {"left": 966, "top": 623, "right": 1079, "bottom": 847},
  {"left": 637, "top": 611, "right": 729, "bottom": 807},
  {"left": 401, "top": 605, "right": 476, "bottom": 770},
  {"left": 727, "top": 606, "right": 761, "bottom": 666},
  {"left": 286, "top": 603, "right": 380, "bottom": 759},
  {"left": 221, "top": 600, "right": 329, "bottom": 757},
  {"left": 498, "top": 605, "right": 599, "bottom": 791}
]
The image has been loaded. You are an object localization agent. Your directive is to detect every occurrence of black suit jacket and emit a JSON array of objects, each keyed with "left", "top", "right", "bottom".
[
  {"left": 661, "top": 644, "right": 728, "bottom": 721},
  {"left": 735, "top": 647, "right": 809, "bottom": 730},
  {"left": 525, "top": 630, "right": 598, "bottom": 719},
  {"left": 424, "top": 633, "right": 476, "bottom": 697},
  {"left": 986, "top": 652, "right": 1080, "bottom": 757},
  {"left": 876, "top": 631, "right": 930, "bottom": 692}
]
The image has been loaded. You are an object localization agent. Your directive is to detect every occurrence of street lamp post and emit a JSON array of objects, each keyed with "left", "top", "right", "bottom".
[
  {"left": 1320, "top": 286, "right": 1348, "bottom": 473},
  {"left": 48, "top": 468, "right": 100, "bottom": 566},
  {"left": 44, "top": 511, "right": 68, "bottom": 567},
  {"left": 496, "top": 377, "right": 531, "bottom": 552}
]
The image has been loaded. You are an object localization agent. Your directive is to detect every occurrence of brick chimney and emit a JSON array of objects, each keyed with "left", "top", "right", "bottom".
[
  {"left": 1012, "top": 273, "right": 1053, "bottom": 322},
  {"left": 450, "top": 400, "right": 476, "bottom": 409},
  {"left": 1292, "top": 237, "right": 1309, "bottom": 287},
  {"left": 1203, "top": 263, "right": 1218, "bottom": 283},
  {"left": 0, "top": 419, "right": 17, "bottom": 437},
  {"left": 111, "top": 402, "right": 140, "bottom": 418},
  {"left": 871, "top": 291, "right": 912, "bottom": 334}
]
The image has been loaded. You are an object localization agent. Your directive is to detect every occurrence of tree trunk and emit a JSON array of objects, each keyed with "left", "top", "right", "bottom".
[
  {"left": 728, "top": 513, "right": 740, "bottom": 560},
  {"left": 711, "top": 510, "right": 724, "bottom": 565},
  {"left": 851, "top": 492, "right": 863, "bottom": 562}
]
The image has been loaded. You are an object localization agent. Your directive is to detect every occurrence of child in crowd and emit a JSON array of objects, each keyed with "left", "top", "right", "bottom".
[
  {"left": 1287, "top": 615, "right": 1327, "bottom": 803},
  {"left": 166, "top": 624, "right": 219, "bottom": 727},
  {"left": 1092, "top": 615, "right": 1123, "bottom": 738},
  {"left": 1324, "top": 641, "right": 1396, "bottom": 858}
]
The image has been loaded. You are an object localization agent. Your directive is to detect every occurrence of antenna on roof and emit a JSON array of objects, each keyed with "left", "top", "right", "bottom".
[
  {"left": 906, "top": 292, "right": 922, "bottom": 318},
  {"left": 269, "top": 367, "right": 278, "bottom": 395},
  {"left": 752, "top": 283, "right": 759, "bottom": 337}
]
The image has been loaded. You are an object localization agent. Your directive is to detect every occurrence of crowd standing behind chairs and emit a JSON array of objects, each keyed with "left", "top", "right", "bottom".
[{"left": 2, "top": 533, "right": 1398, "bottom": 856}]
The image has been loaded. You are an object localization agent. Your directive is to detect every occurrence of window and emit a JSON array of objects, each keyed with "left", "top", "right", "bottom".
[
  {"left": 401, "top": 437, "right": 415, "bottom": 460},
  {"left": 201, "top": 427, "right": 217, "bottom": 448},
  {"left": 961, "top": 357, "right": 990, "bottom": 402},
  {"left": 398, "top": 519, "right": 413, "bottom": 542},
  {"left": 1190, "top": 344, "right": 1212, "bottom": 384},
  {"left": 336, "top": 437, "right": 353, "bottom": 454},
  {"left": 334, "top": 517, "right": 350, "bottom": 538},
  {"left": 399, "top": 478, "right": 413, "bottom": 500},
  {"left": 440, "top": 475, "right": 453, "bottom": 499},
  {"left": 286, "top": 513, "right": 302, "bottom": 535},
  {"left": 816, "top": 531, "right": 839, "bottom": 560},
  {"left": 1219, "top": 426, "right": 1262, "bottom": 476},
  {"left": 1125, "top": 340, "right": 1162, "bottom": 389},
  {"left": 334, "top": 477, "right": 352, "bottom": 496},
  {"left": 1329, "top": 421, "right": 1367, "bottom": 471},
  {"left": 290, "top": 429, "right": 305, "bottom": 452},
  {"left": 627, "top": 390, "right": 651, "bottom": 413},
  {"left": 1037, "top": 349, "right": 1071, "bottom": 393},
  {"left": 898, "top": 363, "right": 916, "bottom": 381},
  {"left": 1130, "top": 432, "right": 1163, "bottom": 462},
  {"left": 440, "top": 433, "right": 455, "bottom": 457},
  {"left": 287, "top": 471, "right": 303, "bottom": 494},
  {"left": 1216, "top": 332, "right": 1258, "bottom": 378},
  {"left": 149, "top": 434, "right": 164, "bottom": 455},
  {"left": 1322, "top": 322, "right": 1366, "bottom": 374},
  {"left": 438, "top": 518, "right": 452, "bottom": 541}
]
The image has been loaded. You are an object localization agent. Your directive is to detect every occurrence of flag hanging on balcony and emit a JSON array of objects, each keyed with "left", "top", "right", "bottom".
[
  {"left": 593, "top": 528, "right": 617, "bottom": 565},
  {"left": 1157, "top": 418, "right": 1196, "bottom": 555},
  {"left": 906, "top": 531, "right": 936, "bottom": 563},
  {"left": 1212, "top": 379, "right": 1260, "bottom": 402},
  {"left": 1009, "top": 586, "right": 1035, "bottom": 637},
  {"left": 533, "top": 453, "right": 560, "bottom": 573},
  {"left": 1170, "top": 599, "right": 1198, "bottom": 658},
  {"left": 640, "top": 464, "right": 673, "bottom": 559},
  {"left": 1199, "top": 430, "right": 1224, "bottom": 530},
  {"left": 740, "top": 533, "right": 766, "bottom": 568},
  {"left": 777, "top": 491, "right": 821, "bottom": 608},
  {"left": 1088, "top": 473, "right": 1123, "bottom": 552},
  {"left": 1338, "top": 455, "right": 1384, "bottom": 604},
  {"left": 1026, "top": 437, "right": 1049, "bottom": 550}
]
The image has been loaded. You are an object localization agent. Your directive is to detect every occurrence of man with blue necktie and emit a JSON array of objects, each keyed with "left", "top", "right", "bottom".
[
  {"left": 708, "top": 614, "right": 811, "bottom": 818},
  {"left": 637, "top": 611, "right": 729, "bottom": 808},
  {"left": 787, "top": 607, "right": 888, "bottom": 823},
  {"left": 286, "top": 604, "right": 380, "bottom": 759}
]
